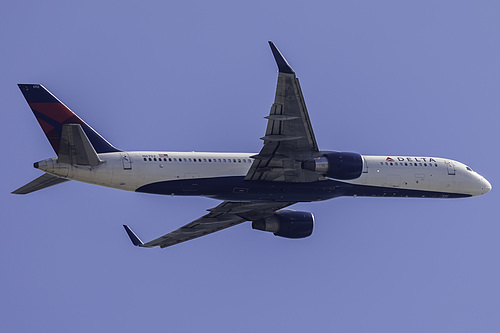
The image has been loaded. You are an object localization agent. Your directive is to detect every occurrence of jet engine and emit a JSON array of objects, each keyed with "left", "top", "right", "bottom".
[
  {"left": 252, "top": 211, "right": 314, "bottom": 239},
  {"left": 302, "top": 151, "right": 363, "bottom": 180}
]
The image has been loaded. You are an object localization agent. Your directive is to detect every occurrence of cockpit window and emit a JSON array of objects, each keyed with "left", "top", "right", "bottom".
[{"left": 466, "top": 166, "right": 473, "bottom": 172}]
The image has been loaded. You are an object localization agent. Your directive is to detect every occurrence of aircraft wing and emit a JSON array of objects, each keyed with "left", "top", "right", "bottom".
[
  {"left": 245, "top": 42, "right": 320, "bottom": 182},
  {"left": 123, "top": 201, "right": 295, "bottom": 248}
]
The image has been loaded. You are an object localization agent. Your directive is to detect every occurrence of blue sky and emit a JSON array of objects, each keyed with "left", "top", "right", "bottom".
[{"left": 2, "top": 1, "right": 499, "bottom": 331}]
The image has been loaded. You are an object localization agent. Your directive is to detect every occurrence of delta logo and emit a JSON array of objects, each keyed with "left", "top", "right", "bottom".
[{"left": 386, "top": 156, "right": 437, "bottom": 163}]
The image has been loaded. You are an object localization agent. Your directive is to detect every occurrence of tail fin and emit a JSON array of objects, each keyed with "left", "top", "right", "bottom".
[{"left": 18, "top": 84, "right": 120, "bottom": 154}]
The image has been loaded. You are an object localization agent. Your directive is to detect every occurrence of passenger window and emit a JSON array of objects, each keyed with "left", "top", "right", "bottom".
[
  {"left": 203, "top": 158, "right": 207, "bottom": 162},
  {"left": 238, "top": 159, "right": 241, "bottom": 163},
  {"left": 143, "top": 158, "right": 147, "bottom": 161},
  {"left": 209, "top": 159, "right": 212, "bottom": 162},
  {"left": 405, "top": 163, "right": 408, "bottom": 166},
  {"left": 148, "top": 158, "right": 152, "bottom": 161}
]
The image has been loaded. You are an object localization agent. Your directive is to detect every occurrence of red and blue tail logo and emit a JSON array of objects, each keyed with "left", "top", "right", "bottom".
[{"left": 18, "top": 84, "right": 120, "bottom": 155}]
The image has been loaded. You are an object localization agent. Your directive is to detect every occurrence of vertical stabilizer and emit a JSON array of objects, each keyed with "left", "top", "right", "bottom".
[{"left": 18, "top": 84, "right": 120, "bottom": 154}]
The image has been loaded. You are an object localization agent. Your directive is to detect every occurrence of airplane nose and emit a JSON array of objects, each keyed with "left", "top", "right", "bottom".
[{"left": 482, "top": 178, "right": 492, "bottom": 194}]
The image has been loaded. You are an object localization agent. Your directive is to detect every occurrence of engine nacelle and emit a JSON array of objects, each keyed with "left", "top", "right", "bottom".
[
  {"left": 303, "top": 151, "right": 363, "bottom": 180},
  {"left": 252, "top": 211, "right": 314, "bottom": 239}
]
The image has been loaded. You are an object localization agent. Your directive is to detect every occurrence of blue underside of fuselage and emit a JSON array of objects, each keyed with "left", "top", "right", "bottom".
[{"left": 135, "top": 176, "right": 470, "bottom": 201}]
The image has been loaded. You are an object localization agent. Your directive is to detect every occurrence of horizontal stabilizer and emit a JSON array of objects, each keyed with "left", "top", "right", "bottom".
[
  {"left": 58, "top": 124, "right": 103, "bottom": 166},
  {"left": 12, "top": 173, "right": 69, "bottom": 194},
  {"left": 123, "top": 225, "right": 145, "bottom": 247}
]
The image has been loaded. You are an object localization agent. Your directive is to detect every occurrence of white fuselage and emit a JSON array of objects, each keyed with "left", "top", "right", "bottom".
[{"left": 35, "top": 151, "right": 491, "bottom": 199}]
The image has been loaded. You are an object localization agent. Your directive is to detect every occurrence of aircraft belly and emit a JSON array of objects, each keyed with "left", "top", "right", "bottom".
[
  {"left": 135, "top": 176, "right": 471, "bottom": 201},
  {"left": 136, "top": 176, "right": 336, "bottom": 201}
]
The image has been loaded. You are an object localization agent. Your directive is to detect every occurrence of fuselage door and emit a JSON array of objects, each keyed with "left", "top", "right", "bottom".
[
  {"left": 445, "top": 160, "right": 455, "bottom": 175},
  {"left": 121, "top": 153, "right": 132, "bottom": 170}
]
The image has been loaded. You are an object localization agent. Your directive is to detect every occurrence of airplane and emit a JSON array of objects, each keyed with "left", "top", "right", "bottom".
[{"left": 13, "top": 42, "right": 491, "bottom": 249}]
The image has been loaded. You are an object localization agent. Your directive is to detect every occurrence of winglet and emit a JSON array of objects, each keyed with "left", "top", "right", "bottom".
[
  {"left": 123, "top": 225, "right": 144, "bottom": 247},
  {"left": 268, "top": 41, "right": 295, "bottom": 74}
]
